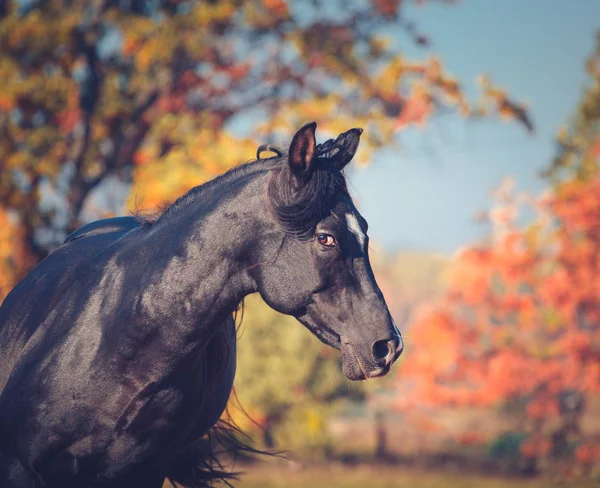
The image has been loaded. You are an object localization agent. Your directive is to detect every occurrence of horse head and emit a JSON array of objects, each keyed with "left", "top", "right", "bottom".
[{"left": 253, "top": 122, "right": 403, "bottom": 380}]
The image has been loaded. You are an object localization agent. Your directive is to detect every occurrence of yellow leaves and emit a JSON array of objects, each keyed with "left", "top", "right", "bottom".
[
  {"left": 375, "top": 55, "right": 476, "bottom": 132},
  {"left": 369, "top": 36, "right": 391, "bottom": 57},
  {"left": 355, "top": 151, "right": 370, "bottom": 167},
  {"left": 476, "top": 75, "right": 533, "bottom": 132},
  {"left": 129, "top": 155, "right": 206, "bottom": 212},
  {"left": 194, "top": 132, "right": 256, "bottom": 173},
  {"left": 116, "top": 15, "right": 157, "bottom": 60},
  {"left": 34, "top": 158, "right": 59, "bottom": 178},
  {"left": 257, "top": 95, "right": 337, "bottom": 134},
  {"left": 118, "top": 15, "right": 155, "bottom": 38},
  {"left": 303, "top": 406, "right": 325, "bottom": 437},
  {"left": 0, "top": 56, "right": 73, "bottom": 121},
  {"left": 127, "top": 120, "right": 258, "bottom": 212},
  {"left": 135, "top": 36, "right": 177, "bottom": 72},
  {"left": 84, "top": 160, "right": 105, "bottom": 180},
  {"left": 0, "top": 8, "right": 78, "bottom": 55},
  {"left": 424, "top": 56, "right": 443, "bottom": 82},
  {"left": 91, "top": 120, "right": 109, "bottom": 141},
  {"left": 556, "top": 125, "right": 569, "bottom": 145},
  {"left": 6, "top": 151, "right": 29, "bottom": 172},
  {"left": 375, "top": 56, "right": 409, "bottom": 98},
  {"left": 192, "top": 0, "right": 237, "bottom": 27}
]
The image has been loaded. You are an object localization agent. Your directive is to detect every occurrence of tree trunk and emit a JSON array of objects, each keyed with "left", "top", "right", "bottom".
[
  {"left": 374, "top": 411, "right": 389, "bottom": 461},
  {"left": 263, "top": 415, "right": 275, "bottom": 450}
]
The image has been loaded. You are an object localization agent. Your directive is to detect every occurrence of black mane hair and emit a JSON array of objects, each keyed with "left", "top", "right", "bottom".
[
  {"left": 134, "top": 157, "right": 282, "bottom": 226},
  {"left": 135, "top": 148, "right": 350, "bottom": 241}
]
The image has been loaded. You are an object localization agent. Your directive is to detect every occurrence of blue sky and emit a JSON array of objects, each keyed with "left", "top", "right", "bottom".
[{"left": 348, "top": 0, "right": 600, "bottom": 254}]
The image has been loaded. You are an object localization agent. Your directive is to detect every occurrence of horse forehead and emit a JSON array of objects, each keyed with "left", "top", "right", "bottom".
[{"left": 345, "top": 212, "right": 367, "bottom": 248}]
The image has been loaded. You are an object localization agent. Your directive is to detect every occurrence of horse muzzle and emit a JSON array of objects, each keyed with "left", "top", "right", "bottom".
[{"left": 340, "top": 334, "right": 403, "bottom": 381}]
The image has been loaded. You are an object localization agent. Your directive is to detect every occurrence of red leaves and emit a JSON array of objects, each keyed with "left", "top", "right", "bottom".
[
  {"left": 225, "top": 62, "right": 251, "bottom": 82},
  {"left": 520, "top": 435, "right": 551, "bottom": 458},
  {"left": 575, "top": 442, "right": 600, "bottom": 465},
  {"left": 591, "top": 140, "right": 600, "bottom": 159},
  {"left": 0, "top": 96, "right": 15, "bottom": 111},
  {"left": 133, "top": 149, "right": 151, "bottom": 166},
  {"left": 55, "top": 109, "right": 80, "bottom": 132},
  {"left": 262, "top": 0, "right": 288, "bottom": 16},
  {"left": 458, "top": 431, "right": 483, "bottom": 446},
  {"left": 393, "top": 86, "right": 433, "bottom": 131},
  {"left": 525, "top": 397, "right": 559, "bottom": 421},
  {"left": 397, "top": 175, "right": 600, "bottom": 468},
  {"left": 373, "top": 0, "right": 401, "bottom": 17}
]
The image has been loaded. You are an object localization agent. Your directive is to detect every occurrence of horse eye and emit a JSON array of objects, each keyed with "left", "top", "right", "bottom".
[{"left": 317, "top": 233, "right": 336, "bottom": 247}]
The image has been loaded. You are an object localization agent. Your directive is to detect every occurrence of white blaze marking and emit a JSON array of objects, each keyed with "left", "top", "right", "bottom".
[{"left": 346, "top": 213, "right": 367, "bottom": 248}]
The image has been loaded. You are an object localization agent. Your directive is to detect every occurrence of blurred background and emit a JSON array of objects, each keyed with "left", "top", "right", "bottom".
[{"left": 1, "top": 0, "right": 599, "bottom": 486}]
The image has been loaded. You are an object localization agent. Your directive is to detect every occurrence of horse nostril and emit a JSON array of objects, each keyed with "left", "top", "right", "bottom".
[{"left": 372, "top": 339, "right": 396, "bottom": 365}]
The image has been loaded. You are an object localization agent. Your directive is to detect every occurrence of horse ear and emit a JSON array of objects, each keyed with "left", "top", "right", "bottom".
[
  {"left": 331, "top": 127, "right": 363, "bottom": 170},
  {"left": 288, "top": 121, "right": 317, "bottom": 181}
]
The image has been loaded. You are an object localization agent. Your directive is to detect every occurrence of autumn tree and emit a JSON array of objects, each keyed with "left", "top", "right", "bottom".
[
  {"left": 544, "top": 31, "right": 600, "bottom": 182},
  {"left": 0, "top": 0, "right": 531, "bottom": 299},
  {"left": 398, "top": 35, "right": 600, "bottom": 478}
]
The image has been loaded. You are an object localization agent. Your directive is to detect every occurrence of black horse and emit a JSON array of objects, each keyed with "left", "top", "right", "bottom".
[{"left": 0, "top": 122, "right": 403, "bottom": 487}]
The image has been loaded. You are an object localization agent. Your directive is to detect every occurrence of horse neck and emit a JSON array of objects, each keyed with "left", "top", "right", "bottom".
[{"left": 132, "top": 169, "right": 272, "bottom": 346}]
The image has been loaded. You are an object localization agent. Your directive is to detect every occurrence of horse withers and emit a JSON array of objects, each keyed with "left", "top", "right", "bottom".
[{"left": 0, "top": 122, "right": 403, "bottom": 487}]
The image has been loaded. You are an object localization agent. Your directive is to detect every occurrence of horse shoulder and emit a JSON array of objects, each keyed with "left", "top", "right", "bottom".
[{"left": 0, "top": 217, "right": 142, "bottom": 395}]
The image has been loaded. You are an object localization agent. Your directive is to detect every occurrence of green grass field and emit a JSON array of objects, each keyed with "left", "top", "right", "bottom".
[{"left": 234, "top": 465, "right": 598, "bottom": 488}]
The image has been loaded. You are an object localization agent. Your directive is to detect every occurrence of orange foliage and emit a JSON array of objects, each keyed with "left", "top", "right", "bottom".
[
  {"left": 0, "top": 208, "right": 32, "bottom": 301},
  {"left": 575, "top": 442, "right": 600, "bottom": 465},
  {"left": 520, "top": 435, "right": 551, "bottom": 459},
  {"left": 393, "top": 91, "right": 433, "bottom": 130},
  {"left": 398, "top": 170, "right": 600, "bottom": 471},
  {"left": 458, "top": 431, "right": 484, "bottom": 446}
]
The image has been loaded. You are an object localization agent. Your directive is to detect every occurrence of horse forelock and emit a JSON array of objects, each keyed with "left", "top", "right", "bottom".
[{"left": 266, "top": 158, "right": 350, "bottom": 239}]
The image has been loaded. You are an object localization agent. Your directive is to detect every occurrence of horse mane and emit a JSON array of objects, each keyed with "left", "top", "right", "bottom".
[
  {"left": 134, "top": 140, "right": 350, "bottom": 240},
  {"left": 132, "top": 157, "right": 281, "bottom": 226}
]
